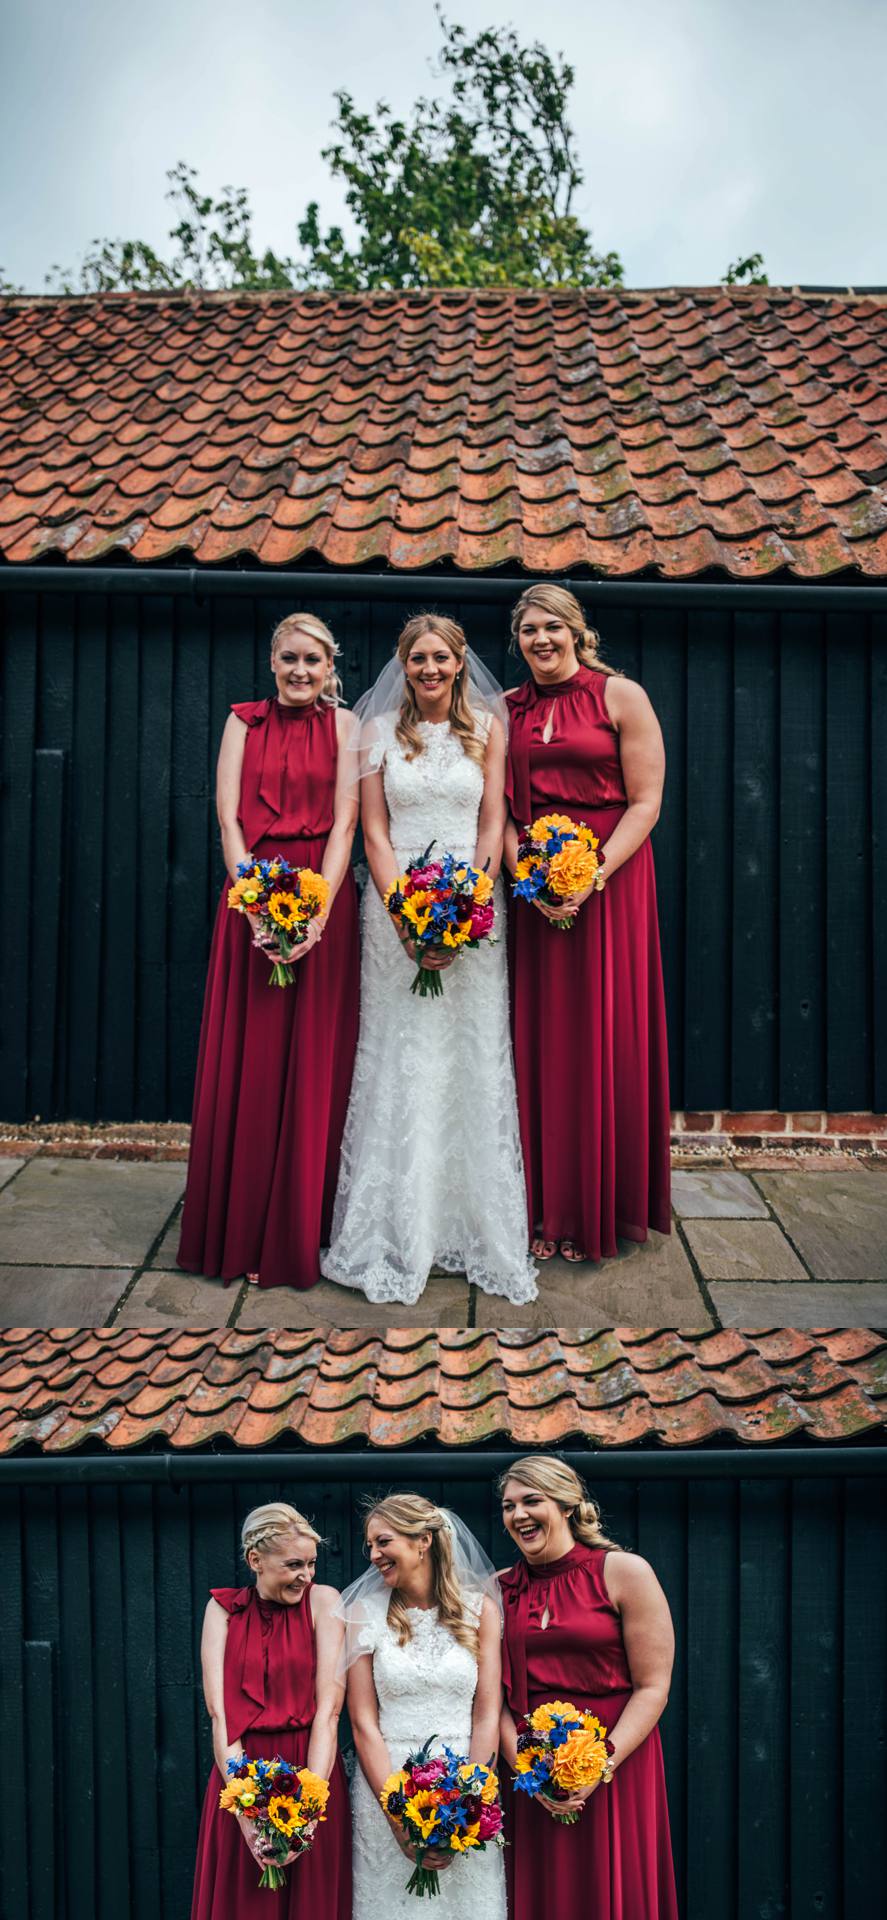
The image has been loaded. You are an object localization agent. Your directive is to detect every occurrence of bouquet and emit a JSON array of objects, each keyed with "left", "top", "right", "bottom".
[
  {"left": 228, "top": 855, "right": 329, "bottom": 986},
  {"left": 384, "top": 843, "right": 496, "bottom": 999},
  {"left": 512, "top": 814, "right": 600, "bottom": 929},
  {"left": 380, "top": 1739, "right": 504, "bottom": 1896},
  {"left": 219, "top": 1754, "right": 330, "bottom": 1890},
  {"left": 512, "top": 1700, "right": 612, "bottom": 1822}
]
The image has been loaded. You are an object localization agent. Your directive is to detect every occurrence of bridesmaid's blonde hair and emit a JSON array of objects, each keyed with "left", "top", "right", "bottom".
[
  {"left": 498, "top": 1455, "right": 621, "bottom": 1550},
  {"left": 394, "top": 614, "right": 487, "bottom": 767},
  {"left": 509, "top": 585, "right": 619, "bottom": 676},
  {"left": 271, "top": 611, "right": 344, "bottom": 706},
  {"left": 364, "top": 1493, "right": 480, "bottom": 1656},
  {"left": 241, "top": 1501, "right": 323, "bottom": 1568}
]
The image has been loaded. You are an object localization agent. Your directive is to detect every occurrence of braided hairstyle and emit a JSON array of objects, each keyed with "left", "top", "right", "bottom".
[{"left": 241, "top": 1501, "right": 323, "bottom": 1570}]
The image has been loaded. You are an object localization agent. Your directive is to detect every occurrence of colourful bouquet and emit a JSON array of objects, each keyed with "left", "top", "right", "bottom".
[
  {"left": 380, "top": 1739, "right": 504, "bottom": 1896},
  {"left": 228, "top": 854, "right": 329, "bottom": 986},
  {"left": 219, "top": 1754, "right": 330, "bottom": 1890},
  {"left": 512, "top": 814, "right": 601, "bottom": 929},
  {"left": 384, "top": 843, "right": 496, "bottom": 999},
  {"left": 513, "top": 1700, "right": 612, "bottom": 1822}
]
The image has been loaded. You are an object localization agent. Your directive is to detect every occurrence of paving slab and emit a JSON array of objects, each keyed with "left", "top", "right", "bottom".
[
  {"left": 114, "top": 1270, "right": 234, "bottom": 1328},
  {"left": 753, "top": 1170, "right": 887, "bottom": 1280},
  {"left": 475, "top": 1232, "right": 711, "bottom": 1329},
  {"left": 0, "top": 1266, "right": 134, "bottom": 1327},
  {"left": 671, "top": 1170, "right": 768, "bottom": 1219},
  {"left": 0, "top": 1159, "right": 185, "bottom": 1266},
  {"left": 0, "top": 1159, "right": 25, "bottom": 1195},
  {"left": 149, "top": 1210, "right": 185, "bottom": 1270},
  {"left": 683, "top": 1219, "right": 808, "bottom": 1282},
  {"left": 235, "top": 1273, "right": 471, "bottom": 1329},
  {"left": 710, "top": 1282, "right": 887, "bottom": 1329}
]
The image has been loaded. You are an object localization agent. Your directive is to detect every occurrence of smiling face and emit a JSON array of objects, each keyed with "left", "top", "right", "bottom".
[
  {"left": 404, "top": 632, "right": 461, "bottom": 715},
  {"left": 500, "top": 1477, "right": 576, "bottom": 1564},
  {"left": 517, "top": 607, "right": 580, "bottom": 685},
  {"left": 365, "top": 1514, "right": 431, "bottom": 1589},
  {"left": 249, "top": 1528, "right": 318, "bottom": 1604},
  {"left": 271, "top": 631, "right": 329, "bottom": 707}
]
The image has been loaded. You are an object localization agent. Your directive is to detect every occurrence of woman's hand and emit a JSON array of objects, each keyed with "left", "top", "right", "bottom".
[
  {"left": 387, "top": 1820, "right": 452, "bottom": 1871},
  {"left": 536, "top": 1778, "right": 601, "bottom": 1817},
  {"left": 533, "top": 877, "right": 599, "bottom": 924},
  {"left": 237, "top": 1814, "right": 300, "bottom": 1868},
  {"left": 418, "top": 948, "right": 457, "bottom": 972}
]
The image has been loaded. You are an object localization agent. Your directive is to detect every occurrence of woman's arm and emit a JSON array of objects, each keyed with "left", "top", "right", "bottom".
[
  {"left": 601, "top": 1551, "right": 674, "bottom": 1771},
  {"left": 468, "top": 1597, "right": 503, "bottom": 1765},
  {"left": 347, "top": 1652, "right": 395, "bottom": 1802},
  {"left": 498, "top": 1699, "right": 519, "bottom": 1770},
  {"left": 473, "top": 717, "right": 507, "bottom": 882},
  {"left": 306, "top": 1587, "right": 346, "bottom": 1780},
  {"left": 503, "top": 816, "right": 521, "bottom": 880},
  {"left": 318, "top": 710, "right": 360, "bottom": 912},
  {"left": 596, "top": 677, "right": 665, "bottom": 881},
  {"left": 201, "top": 1598, "right": 240, "bottom": 1780},
  {"left": 216, "top": 714, "right": 250, "bottom": 881}
]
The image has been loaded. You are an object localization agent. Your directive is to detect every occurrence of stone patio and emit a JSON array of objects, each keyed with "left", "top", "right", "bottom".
[{"left": 0, "top": 1153, "right": 885, "bottom": 1328}]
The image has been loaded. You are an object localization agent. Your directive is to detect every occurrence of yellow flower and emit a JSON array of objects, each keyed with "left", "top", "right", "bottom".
[
  {"left": 218, "top": 1779, "right": 249, "bottom": 1811},
  {"left": 513, "top": 1749, "right": 542, "bottom": 1773},
  {"left": 404, "top": 1792, "right": 440, "bottom": 1841},
  {"left": 550, "top": 1726, "right": 609, "bottom": 1792},
  {"left": 384, "top": 875, "right": 408, "bottom": 908},
  {"left": 401, "top": 889, "right": 433, "bottom": 928},
  {"left": 575, "top": 824, "right": 599, "bottom": 854},
  {"left": 451, "top": 1824, "right": 480, "bottom": 1850},
  {"left": 268, "top": 1794, "right": 300, "bottom": 1838},
  {"left": 514, "top": 858, "right": 539, "bottom": 882},
  {"left": 473, "top": 870, "right": 494, "bottom": 904},
  {"left": 268, "top": 890, "right": 302, "bottom": 930},
  {"left": 297, "top": 1771, "right": 330, "bottom": 1816},
  {"left": 528, "top": 1700, "right": 581, "bottom": 1731},
  {"left": 380, "top": 1769, "right": 411, "bottom": 1806},
  {"left": 547, "top": 842, "right": 598, "bottom": 898},
  {"left": 298, "top": 869, "right": 330, "bottom": 914},
  {"left": 442, "top": 923, "right": 471, "bottom": 947},
  {"left": 480, "top": 1769, "right": 499, "bottom": 1803},
  {"left": 227, "top": 877, "right": 262, "bottom": 911},
  {"left": 531, "top": 813, "right": 575, "bottom": 839}
]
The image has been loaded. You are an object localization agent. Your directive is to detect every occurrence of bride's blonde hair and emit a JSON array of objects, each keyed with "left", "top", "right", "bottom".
[
  {"left": 394, "top": 614, "right": 487, "bottom": 767},
  {"left": 364, "top": 1493, "right": 480, "bottom": 1656}
]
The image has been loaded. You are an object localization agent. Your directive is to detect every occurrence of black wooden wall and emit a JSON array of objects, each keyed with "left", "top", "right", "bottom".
[
  {"left": 1, "top": 1449, "right": 884, "bottom": 1920},
  {"left": 2, "top": 569, "right": 885, "bottom": 1120}
]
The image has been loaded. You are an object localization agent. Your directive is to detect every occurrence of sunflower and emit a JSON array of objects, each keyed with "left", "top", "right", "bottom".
[
  {"left": 401, "top": 889, "right": 433, "bottom": 929},
  {"left": 268, "top": 891, "right": 302, "bottom": 931},
  {"left": 514, "top": 857, "right": 541, "bottom": 882},
  {"left": 268, "top": 1793, "right": 301, "bottom": 1837},
  {"left": 403, "top": 1791, "right": 440, "bottom": 1841},
  {"left": 531, "top": 812, "right": 575, "bottom": 839},
  {"left": 528, "top": 1700, "right": 581, "bottom": 1731},
  {"left": 442, "top": 922, "right": 471, "bottom": 947}
]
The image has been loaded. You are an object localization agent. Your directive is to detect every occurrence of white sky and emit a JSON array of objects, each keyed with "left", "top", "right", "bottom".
[{"left": 2, "top": 0, "right": 886, "bottom": 291}]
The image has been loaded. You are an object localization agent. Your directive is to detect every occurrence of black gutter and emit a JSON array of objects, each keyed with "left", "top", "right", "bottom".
[
  {"left": 1, "top": 1447, "right": 884, "bottom": 1489},
  {"left": 2, "top": 565, "right": 887, "bottom": 614}
]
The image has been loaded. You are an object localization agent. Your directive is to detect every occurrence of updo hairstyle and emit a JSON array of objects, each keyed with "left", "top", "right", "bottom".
[
  {"left": 270, "top": 611, "right": 344, "bottom": 706},
  {"left": 509, "top": 584, "right": 619, "bottom": 676},
  {"left": 241, "top": 1501, "right": 323, "bottom": 1570},
  {"left": 497, "top": 1454, "right": 621, "bottom": 1550}
]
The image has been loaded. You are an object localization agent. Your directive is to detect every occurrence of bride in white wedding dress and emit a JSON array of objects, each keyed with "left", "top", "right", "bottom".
[
  {"left": 338, "top": 1494, "right": 507, "bottom": 1920},
  {"left": 320, "top": 612, "right": 537, "bottom": 1306}
]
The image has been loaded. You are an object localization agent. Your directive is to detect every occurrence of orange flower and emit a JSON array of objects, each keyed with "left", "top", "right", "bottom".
[
  {"left": 531, "top": 813, "right": 575, "bottom": 839},
  {"left": 297, "top": 869, "right": 330, "bottom": 914},
  {"left": 547, "top": 841, "right": 598, "bottom": 898},
  {"left": 473, "top": 870, "right": 494, "bottom": 905},
  {"left": 550, "top": 1726, "right": 609, "bottom": 1793}
]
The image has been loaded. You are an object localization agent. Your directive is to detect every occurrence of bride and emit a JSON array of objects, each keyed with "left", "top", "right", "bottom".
[
  {"left": 338, "top": 1494, "right": 507, "bottom": 1920},
  {"left": 320, "top": 612, "right": 537, "bottom": 1305}
]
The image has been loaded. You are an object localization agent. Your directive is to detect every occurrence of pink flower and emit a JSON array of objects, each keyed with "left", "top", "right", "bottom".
[
  {"left": 469, "top": 902, "right": 495, "bottom": 938},
  {"left": 409, "top": 863, "right": 444, "bottom": 890},
  {"left": 478, "top": 1804, "right": 503, "bottom": 1840},
  {"left": 410, "top": 1760, "right": 448, "bottom": 1788}
]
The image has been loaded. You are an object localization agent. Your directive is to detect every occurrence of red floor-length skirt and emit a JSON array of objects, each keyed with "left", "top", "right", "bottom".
[
  {"left": 509, "top": 810, "right": 671, "bottom": 1261},
  {"left": 177, "top": 830, "right": 359, "bottom": 1288},
  {"left": 191, "top": 1728, "right": 352, "bottom": 1920},
  {"left": 503, "top": 1691, "right": 678, "bottom": 1920}
]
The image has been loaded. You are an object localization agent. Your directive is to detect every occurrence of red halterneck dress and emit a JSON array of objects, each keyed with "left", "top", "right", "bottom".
[
  {"left": 506, "top": 664, "right": 671, "bottom": 1259},
  {"left": 177, "top": 697, "right": 359, "bottom": 1288},
  {"left": 191, "top": 1585, "right": 352, "bottom": 1920},
  {"left": 500, "top": 1544, "right": 678, "bottom": 1920}
]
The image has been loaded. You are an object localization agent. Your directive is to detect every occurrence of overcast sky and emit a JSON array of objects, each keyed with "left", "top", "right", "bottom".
[{"left": 2, "top": 0, "right": 886, "bottom": 292}]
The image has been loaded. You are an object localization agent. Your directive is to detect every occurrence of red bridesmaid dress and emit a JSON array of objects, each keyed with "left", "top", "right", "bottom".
[
  {"left": 500, "top": 1544, "right": 678, "bottom": 1920},
  {"left": 506, "top": 663, "right": 671, "bottom": 1260},
  {"left": 191, "top": 1585, "right": 352, "bottom": 1920},
  {"left": 177, "top": 696, "right": 359, "bottom": 1288}
]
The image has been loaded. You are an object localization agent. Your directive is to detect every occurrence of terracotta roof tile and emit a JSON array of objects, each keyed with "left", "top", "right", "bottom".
[
  {"left": 0, "top": 1329, "right": 884, "bottom": 1453},
  {"left": 2, "top": 287, "right": 887, "bottom": 577}
]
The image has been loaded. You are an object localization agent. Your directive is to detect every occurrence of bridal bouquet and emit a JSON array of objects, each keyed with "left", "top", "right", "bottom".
[
  {"left": 384, "top": 843, "right": 496, "bottom": 999},
  {"left": 512, "top": 814, "right": 600, "bottom": 929},
  {"left": 228, "top": 854, "right": 329, "bottom": 986},
  {"left": 512, "top": 1700, "right": 613, "bottom": 1822},
  {"left": 380, "top": 1740, "right": 504, "bottom": 1896},
  {"left": 219, "top": 1754, "right": 330, "bottom": 1889}
]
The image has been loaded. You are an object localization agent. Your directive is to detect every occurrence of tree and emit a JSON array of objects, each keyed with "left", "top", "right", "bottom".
[
  {"left": 722, "top": 252, "right": 769, "bottom": 287},
  {"left": 38, "top": 14, "right": 620, "bottom": 294}
]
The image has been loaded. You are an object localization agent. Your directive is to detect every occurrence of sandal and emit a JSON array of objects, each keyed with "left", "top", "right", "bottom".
[
  {"left": 245, "top": 1271, "right": 260, "bottom": 1286},
  {"left": 559, "top": 1239, "right": 587, "bottom": 1263},
  {"left": 531, "top": 1237, "right": 558, "bottom": 1261}
]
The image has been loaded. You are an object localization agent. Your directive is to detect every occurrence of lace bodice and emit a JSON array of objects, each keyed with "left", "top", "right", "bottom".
[
  {"left": 364, "top": 1601, "right": 481, "bottom": 1746},
  {"left": 375, "top": 717, "right": 487, "bottom": 861}
]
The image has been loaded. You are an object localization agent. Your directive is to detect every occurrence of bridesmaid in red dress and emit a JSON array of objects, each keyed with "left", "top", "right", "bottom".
[
  {"left": 177, "top": 612, "right": 359, "bottom": 1288},
  {"left": 504, "top": 583, "right": 671, "bottom": 1264},
  {"left": 191, "top": 1501, "right": 351, "bottom": 1920},
  {"left": 498, "top": 1455, "right": 678, "bottom": 1920}
]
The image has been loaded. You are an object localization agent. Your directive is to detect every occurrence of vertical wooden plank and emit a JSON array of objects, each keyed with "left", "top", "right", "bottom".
[
  {"left": 168, "top": 595, "right": 212, "bottom": 1120},
  {"left": 25, "top": 1640, "right": 58, "bottom": 1919},
  {"left": 737, "top": 1478, "right": 789, "bottom": 1919},
  {"left": 57, "top": 1486, "right": 97, "bottom": 1918},
  {"left": 154, "top": 1482, "right": 200, "bottom": 1917},
  {"left": 92, "top": 1486, "right": 132, "bottom": 1919},
  {"left": 789, "top": 1478, "right": 840, "bottom": 1918},
  {"left": 121, "top": 1484, "right": 162, "bottom": 1920},
  {"left": 596, "top": 603, "right": 641, "bottom": 683},
  {"left": 29, "top": 749, "right": 66, "bottom": 1118},
  {"left": 684, "top": 611, "right": 733, "bottom": 1109},
  {"left": 686, "top": 1480, "right": 737, "bottom": 1920},
  {"left": 843, "top": 1475, "right": 887, "bottom": 1914},
  {"left": 870, "top": 613, "right": 887, "bottom": 1110},
  {"left": 0, "top": 593, "right": 37, "bottom": 1121},
  {"left": 637, "top": 1479, "right": 687, "bottom": 1905},
  {"left": 0, "top": 1486, "right": 27, "bottom": 1916},
  {"left": 98, "top": 596, "right": 140, "bottom": 1119},
  {"left": 640, "top": 608, "right": 686, "bottom": 1107},
  {"left": 825, "top": 612, "right": 871, "bottom": 1107},
  {"left": 35, "top": 589, "right": 77, "bottom": 1117},
  {"left": 67, "top": 593, "right": 108, "bottom": 1119},
  {"left": 732, "top": 610, "right": 779, "bottom": 1108},
  {"left": 779, "top": 611, "right": 826, "bottom": 1107},
  {"left": 136, "top": 595, "right": 174, "bottom": 1119}
]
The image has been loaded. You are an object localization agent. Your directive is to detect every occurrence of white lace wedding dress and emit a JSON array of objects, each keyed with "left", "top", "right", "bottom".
[
  {"left": 321, "top": 715, "right": 537, "bottom": 1305},
  {"left": 351, "top": 1595, "right": 507, "bottom": 1920}
]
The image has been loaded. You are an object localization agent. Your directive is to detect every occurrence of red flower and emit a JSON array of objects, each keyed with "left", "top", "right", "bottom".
[{"left": 469, "top": 902, "right": 495, "bottom": 938}]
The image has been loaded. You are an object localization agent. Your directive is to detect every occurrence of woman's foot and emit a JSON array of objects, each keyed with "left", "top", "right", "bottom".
[
  {"left": 559, "top": 1239, "right": 587, "bottom": 1263},
  {"left": 245, "top": 1271, "right": 260, "bottom": 1286},
  {"left": 531, "top": 1236, "right": 558, "bottom": 1260}
]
